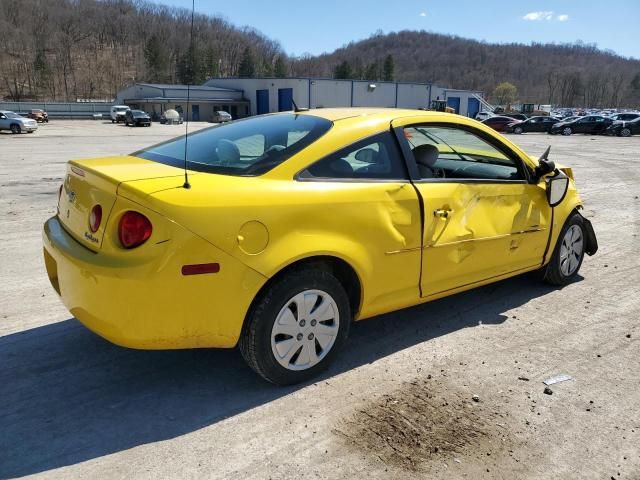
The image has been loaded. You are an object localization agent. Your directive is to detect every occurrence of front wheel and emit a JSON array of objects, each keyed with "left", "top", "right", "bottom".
[
  {"left": 240, "top": 269, "right": 351, "bottom": 385},
  {"left": 514, "top": 126, "right": 523, "bottom": 134},
  {"left": 562, "top": 127, "right": 572, "bottom": 136},
  {"left": 10, "top": 124, "right": 21, "bottom": 134},
  {"left": 543, "top": 213, "right": 586, "bottom": 286}
]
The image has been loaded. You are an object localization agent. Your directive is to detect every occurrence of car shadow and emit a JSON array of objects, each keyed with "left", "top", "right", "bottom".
[{"left": 0, "top": 273, "right": 560, "bottom": 478}]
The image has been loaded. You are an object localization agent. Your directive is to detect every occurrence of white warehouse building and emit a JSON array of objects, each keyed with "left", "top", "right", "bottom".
[{"left": 116, "top": 78, "right": 484, "bottom": 121}]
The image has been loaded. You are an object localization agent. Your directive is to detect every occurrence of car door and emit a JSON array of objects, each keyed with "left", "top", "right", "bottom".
[
  {"left": 593, "top": 117, "right": 608, "bottom": 133},
  {"left": 391, "top": 119, "right": 552, "bottom": 298},
  {"left": 0, "top": 112, "right": 8, "bottom": 130},
  {"left": 527, "top": 118, "right": 543, "bottom": 132},
  {"left": 573, "top": 117, "right": 590, "bottom": 133}
]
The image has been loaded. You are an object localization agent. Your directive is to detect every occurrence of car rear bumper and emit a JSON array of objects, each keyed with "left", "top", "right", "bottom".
[{"left": 43, "top": 215, "right": 267, "bottom": 349}]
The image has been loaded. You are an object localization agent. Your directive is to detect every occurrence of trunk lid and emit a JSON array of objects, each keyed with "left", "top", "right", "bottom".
[{"left": 58, "top": 156, "right": 186, "bottom": 250}]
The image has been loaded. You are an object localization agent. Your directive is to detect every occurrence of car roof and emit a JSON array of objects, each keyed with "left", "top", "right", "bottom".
[{"left": 297, "top": 107, "right": 445, "bottom": 122}]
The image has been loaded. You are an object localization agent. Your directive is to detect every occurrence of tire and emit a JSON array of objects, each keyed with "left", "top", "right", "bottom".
[
  {"left": 27, "top": 131, "right": 34, "bottom": 134},
  {"left": 10, "top": 124, "right": 21, "bottom": 134},
  {"left": 562, "top": 127, "right": 572, "bottom": 136},
  {"left": 621, "top": 128, "right": 632, "bottom": 137},
  {"left": 543, "top": 213, "right": 586, "bottom": 286},
  {"left": 514, "top": 126, "right": 523, "bottom": 134},
  {"left": 239, "top": 268, "right": 351, "bottom": 385},
  {"left": 111, "top": 119, "right": 115, "bottom": 124}
]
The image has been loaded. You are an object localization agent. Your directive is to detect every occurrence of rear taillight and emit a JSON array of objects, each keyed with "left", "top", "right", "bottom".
[
  {"left": 118, "top": 211, "right": 152, "bottom": 249},
  {"left": 89, "top": 205, "right": 102, "bottom": 232}
]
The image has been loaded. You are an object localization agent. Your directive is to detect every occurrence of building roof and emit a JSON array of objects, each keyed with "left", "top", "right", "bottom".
[
  {"left": 126, "top": 97, "right": 248, "bottom": 103},
  {"left": 136, "top": 83, "right": 241, "bottom": 92}
]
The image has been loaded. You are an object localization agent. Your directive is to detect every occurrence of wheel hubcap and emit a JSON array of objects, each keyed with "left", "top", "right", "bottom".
[
  {"left": 270, "top": 289, "right": 339, "bottom": 371},
  {"left": 559, "top": 225, "right": 583, "bottom": 276}
]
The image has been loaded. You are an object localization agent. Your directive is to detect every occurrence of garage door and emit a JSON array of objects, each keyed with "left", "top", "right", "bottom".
[{"left": 447, "top": 96, "right": 460, "bottom": 114}]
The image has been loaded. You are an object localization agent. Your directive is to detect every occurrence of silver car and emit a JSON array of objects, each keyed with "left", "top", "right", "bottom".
[{"left": 0, "top": 110, "right": 38, "bottom": 134}]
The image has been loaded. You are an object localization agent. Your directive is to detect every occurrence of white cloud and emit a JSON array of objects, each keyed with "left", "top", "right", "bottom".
[
  {"left": 419, "top": 12, "right": 427, "bottom": 17},
  {"left": 557, "top": 14, "right": 569, "bottom": 22},
  {"left": 522, "top": 11, "right": 554, "bottom": 21}
]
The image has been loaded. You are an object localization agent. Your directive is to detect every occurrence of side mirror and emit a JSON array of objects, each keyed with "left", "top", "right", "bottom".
[{"left": 546, "top": 172, "right": 569, "bottom": 207}]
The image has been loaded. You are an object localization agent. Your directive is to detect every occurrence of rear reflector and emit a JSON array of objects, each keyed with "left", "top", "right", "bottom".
[{"left": 181, "top": 263, "right": 220, "bottom": 276}]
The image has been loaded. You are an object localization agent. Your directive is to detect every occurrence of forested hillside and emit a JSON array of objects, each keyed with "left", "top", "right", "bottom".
[
  {"left": 290, "top": 31, "right": 640, "bottom": 107},
  {"left": 2, "top": 1, "right": 639, "bottom": 107},
  {"left": 0, "top": 0, "right": 286, "bottom": 102}
]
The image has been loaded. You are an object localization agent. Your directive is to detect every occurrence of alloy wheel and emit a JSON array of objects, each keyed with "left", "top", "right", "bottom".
[
  {"left": 562, "top": 127, "right": 572, "bottom": 136},
  {"left": 621, "top": 128, "right": 631, "bottom": 137},
  {"left": 270, "top": 289, "right": 340, "bottom": 371},
  {"left": 559, "top": 225, "right": 584, "bottom": 277}
]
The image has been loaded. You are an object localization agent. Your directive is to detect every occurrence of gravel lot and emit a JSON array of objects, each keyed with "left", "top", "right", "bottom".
[{"left": 1, "top": 120, "right": 639, "bottom": 479}]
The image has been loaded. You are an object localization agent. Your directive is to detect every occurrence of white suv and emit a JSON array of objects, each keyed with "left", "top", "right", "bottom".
[{"left": 0, "top": 110, "right": 38, "bottom": 134}]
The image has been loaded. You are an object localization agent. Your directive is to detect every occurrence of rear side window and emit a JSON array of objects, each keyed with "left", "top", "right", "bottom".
[
  {"left": 300, "top": 132, "right": 408, "bottom": 180},
  {"left": 134, "top": 114, "right": 332, "bottom": 176}
]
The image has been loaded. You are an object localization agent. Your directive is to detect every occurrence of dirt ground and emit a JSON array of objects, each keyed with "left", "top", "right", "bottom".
[{"left": 1, "top": 120, "right": 639, "bottom": 480}]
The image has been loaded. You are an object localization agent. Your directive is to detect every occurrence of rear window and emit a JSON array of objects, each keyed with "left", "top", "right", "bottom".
[{"left": 134, "top": 114, "right": 332, "bottom": 176}]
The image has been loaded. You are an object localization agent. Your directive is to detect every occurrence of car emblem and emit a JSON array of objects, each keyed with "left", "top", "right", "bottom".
[{"left": 67, "top": 190, "right": 76, "bottom": 204}]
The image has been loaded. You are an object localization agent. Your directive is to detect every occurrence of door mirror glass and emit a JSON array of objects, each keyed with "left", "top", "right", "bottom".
[{"left": 546, "top": 173, "right": 569, "bottom": 207}]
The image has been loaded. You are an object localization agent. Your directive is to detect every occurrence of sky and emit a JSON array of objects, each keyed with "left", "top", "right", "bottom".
[{"left": 153, "top": 0, "right": 640, "bottom": 59}]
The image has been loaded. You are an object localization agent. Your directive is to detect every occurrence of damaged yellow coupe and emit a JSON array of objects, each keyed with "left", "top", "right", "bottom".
[{"left": 43, "top": 108, "right": 597, "bottom": 384}]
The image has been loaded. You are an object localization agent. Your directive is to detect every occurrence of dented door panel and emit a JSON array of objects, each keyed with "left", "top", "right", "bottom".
[{"left": 417, "top": 181, "right": 551, "bottom": 297}]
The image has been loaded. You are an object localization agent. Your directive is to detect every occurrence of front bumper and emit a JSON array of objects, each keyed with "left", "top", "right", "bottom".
[{"left": 43, "top": 216, "right": 267, "bottom": 349}]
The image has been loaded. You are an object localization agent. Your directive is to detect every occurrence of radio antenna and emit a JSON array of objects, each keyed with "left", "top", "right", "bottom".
[{"left": 182, "top": 0, "right": 196, "bottom": 189}]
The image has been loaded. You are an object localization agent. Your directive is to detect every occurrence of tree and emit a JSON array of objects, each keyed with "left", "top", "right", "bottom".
[
  {"left": 492, "top": 82, "right": 518, "bottom": 106},
  {"left": 238, "top": 47, "right": 256, "bottom": 78},
  {"left": 364, "top": 62, "right": 379, "bottom": 81},
  {"left": 176, "top": 43, "right": 206, "bottom": 85},
  {"left": 333, "top": 60, "right": 352, "bottom": 79},
  {"left": 383, "top": 54, "right": 394, "bottom": 81},
  {"left": 144, "top": 35, "right": 169, "bottom": 83},
  {"left": 274, "top": 55, "right": 288, "bottom": 78}
]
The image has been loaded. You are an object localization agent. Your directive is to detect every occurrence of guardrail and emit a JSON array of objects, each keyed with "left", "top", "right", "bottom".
[{"left": 0, "top": 102, "right": 111, "bottom": 119}]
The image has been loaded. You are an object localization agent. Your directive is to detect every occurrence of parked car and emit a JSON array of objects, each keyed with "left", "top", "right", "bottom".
[
  {"left": 506, "top": 116, "right": 560, "bottom": 134},
  {"left": 124, "top": 109, "right": 151, "bottom": 127},
  {"left": 27, "top": 109, "right": 49, "bottom": 123},
  {"left": 43, "top": 108, "right": 597, "bottom": 385},
  {"left": 605, "top": 117, "right": 640, "bottom": 137},
  {"left": 609, "top": 113, "right": 640, "bottom": 122},
  {"left": 475, "top": 111, "right": 493, "bottom": 121},
  {"left": 0, "top": 110, "right": 38, "bottom": 134},
  {"left": 549, "top": 115, "right": 612, "bottom": 135},
  {"left": 501, "top": 113, "right": 528, "bottom": 121},
  {"left": 482, "top": 115, "right": 516, "bottom": 132},
  {"left": 110, "top": 105, "right": 130, "bottom": 123},
  {"left": 212, "top": 110, "right": 232, "bottom": 123}
]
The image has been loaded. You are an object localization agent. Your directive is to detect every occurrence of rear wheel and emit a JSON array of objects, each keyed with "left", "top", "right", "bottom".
[
  {"left": 543, "top": 213, "right": 586, "bottom": 286},
  {"left": 514, "top": 126, "right": 523, "bottom": 134},
  {"left": 621, "top": 128, "right": 632, "bottom": 137},
  {"left": 10, "top": 124, "right": 20, "bottom": 134},
  {"left": 240, "top": 269, "right": 351, "bottom": 385},
  {"left": 562, "top": 127, "right": 572, "bottom": 136}
]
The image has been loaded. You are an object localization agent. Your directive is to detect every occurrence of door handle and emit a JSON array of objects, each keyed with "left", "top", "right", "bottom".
[{"left": 433, "top": 208, "right": 452, "bottom": 218}]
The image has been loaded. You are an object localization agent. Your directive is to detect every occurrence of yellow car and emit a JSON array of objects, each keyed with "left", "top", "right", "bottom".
[{"left": 43, "top": 108, "right": 597, "bottom": 384}]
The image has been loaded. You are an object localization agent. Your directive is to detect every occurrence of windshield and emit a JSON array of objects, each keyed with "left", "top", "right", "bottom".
[
  {"left": 134, "top": 114, "right": 332, "bottom": 176},
  {"left": 132, "top": 110, "right": 146, "bottom": 117},
  {"left": 3, "top": 112, "right": 21, "bottom": 119}
]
